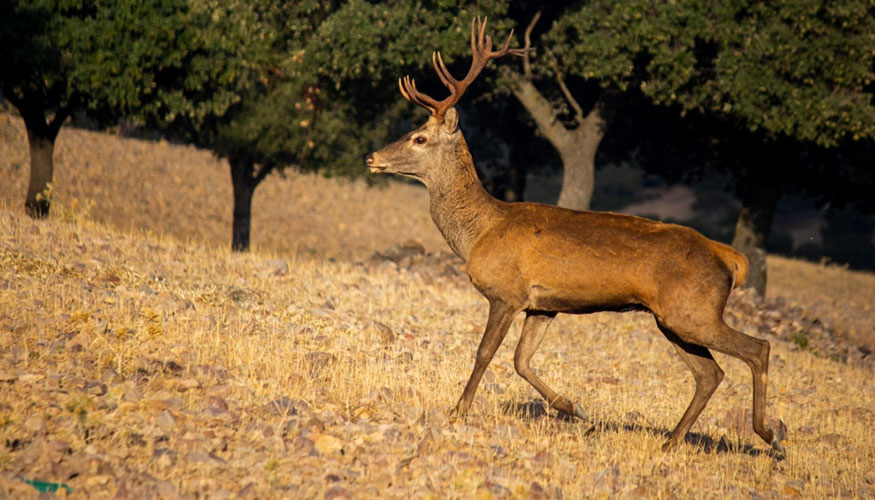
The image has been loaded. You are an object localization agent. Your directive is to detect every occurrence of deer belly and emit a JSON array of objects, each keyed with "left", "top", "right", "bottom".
[{"left": 527, "top": 283, "right": 646, "bottom": 314}]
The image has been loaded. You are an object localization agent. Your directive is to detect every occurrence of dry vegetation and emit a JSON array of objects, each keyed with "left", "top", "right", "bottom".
[{"left": 1, "top": 115, "right": 874, "bottom": 498}]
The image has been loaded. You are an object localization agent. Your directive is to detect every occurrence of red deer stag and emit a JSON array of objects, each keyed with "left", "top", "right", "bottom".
[{"left": 365, "top": 18, "right": 785, "bottom": 456}]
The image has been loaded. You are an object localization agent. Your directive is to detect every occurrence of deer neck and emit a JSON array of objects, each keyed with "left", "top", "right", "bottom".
[{"left": 426, "top": 137, "right": 499, "bottom": 261}]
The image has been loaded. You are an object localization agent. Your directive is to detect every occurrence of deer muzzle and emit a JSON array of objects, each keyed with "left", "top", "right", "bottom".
[{"left": 365, "top": 152, "right": 387, "bottom": 173}]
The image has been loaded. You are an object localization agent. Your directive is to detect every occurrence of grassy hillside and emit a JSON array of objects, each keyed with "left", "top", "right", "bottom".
[
  {"left": 1, "top": 117, "right": 874, "bottom": 498},
  {"left": 1, "top": 113, "right": 872, "bottom": 347}
]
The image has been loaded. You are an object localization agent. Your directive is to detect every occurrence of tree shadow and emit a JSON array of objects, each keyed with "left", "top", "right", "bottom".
[{"left": 500, "top": 399, "right": 780, "bottom": 459}]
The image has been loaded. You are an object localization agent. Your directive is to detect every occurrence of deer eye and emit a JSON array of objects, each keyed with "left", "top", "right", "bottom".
[{"left": 413, "top": 136, "right": 427, "bottom": 145}]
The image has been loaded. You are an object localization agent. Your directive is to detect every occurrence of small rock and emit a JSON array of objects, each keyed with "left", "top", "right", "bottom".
[
  {"left": 24, "top": 415, "right": 46, "bottom": 435},
  {"left": 314, "top": 434, "right": 344, "bottom": 456},
  {"left": 227, "top": 287, "right": 250, "bottom": 303},
  {"left": 153, "top": 448, "right": 176, "bottom": 467},
  {"left": 293, "top": 436, "right": 315, "bottom": 455},
  {"left": 324, "top": 485, "right": 353, "bottom": 500},
  {"left": 18, "top": 373, "right": 44, "bottom": 384},
  {"left": 177, "top": 379, "right": 201, "bottom": 391},
  {"left": 157, "top": 410, "right": 177, "bottom": 432},
  {"left": 207, "top": 396, "right": 229, "bottom": 413},
  {"left": 529, "top": 481, "right": 548, "bottom": 500},
  {"left": 85, "top": 381, "right": 108, "bottom": 396}
]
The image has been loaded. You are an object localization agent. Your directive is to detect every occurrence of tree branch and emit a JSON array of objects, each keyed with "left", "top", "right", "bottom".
[
  {"left": 555, "top": 73, "right": 583, "bottom": 125},
  {"left": 47, "top": 107, "right": 70, "bottom": 139},
  {"left": 522, "top": 10, "right": 541, "bottom": 80},
  {"left": 253, "top": 161, "right": 275, "bottom": 185}
]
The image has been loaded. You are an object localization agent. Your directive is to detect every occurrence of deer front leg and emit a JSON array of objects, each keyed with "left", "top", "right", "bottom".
[
  {"left": 453, "top": 299, "right": 516, "bottom": 417},
  {"left": 514, "top": 312, "right": 587, "bottom": 421}
]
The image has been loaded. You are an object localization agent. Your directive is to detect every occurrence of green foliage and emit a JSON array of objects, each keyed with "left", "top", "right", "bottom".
[
  {"left": 545, "top": 0, "right": 875, "bottom": 147},
  {"left": 68, "top": 0, "right": 272, "bottom": 134},
  {"left": 791, "top": 330, "right": 810, "bottom": 350}
]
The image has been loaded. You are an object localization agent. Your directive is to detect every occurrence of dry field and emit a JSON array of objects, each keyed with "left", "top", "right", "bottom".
[{"left": 1, "top": 115, "right": 875, "bottom": 498}]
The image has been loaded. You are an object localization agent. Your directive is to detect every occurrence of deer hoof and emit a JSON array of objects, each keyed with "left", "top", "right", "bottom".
[
  {"left": 770, "top": 438, "right": 786, "bottom": 459},
  {"left": 661, "top": 439, "right": 680, "bottom": 452},
  {"left": 572, "top": 402, "right": 588, "bottom": 421}
]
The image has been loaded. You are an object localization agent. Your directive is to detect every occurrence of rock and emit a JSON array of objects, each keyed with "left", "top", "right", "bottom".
[
  {"left": 153, "top": 448, "right": 177, "bottom": 467},
  {"left": 18, "top": 373, "right": 44, "bottom": 384},
  {"left": 324, "top": 485, "right": 354, "bottom": 500},
  {"left": 24, "top": 415, "right": 46, "bottom": 435},
  {"left": 207, "top": 397, "right": 229, "bottom": 413},
  {"left": 177, "top": 379, "right": 201, "bottom": 391},
  {"left": 85, "top": 381, "right": 107, "bottom": 395},
  {"left": 314, "top": 434, "right": 344, "bottom": 456},
  {"left": 157, "top": 410, "right": 177, "bottom": 432},
  {"left": 293, "top": 436, "right": 315, "bottom": 455},
  {"left": 478, "top": 480, "right": 511, "bottom": 498},
  {"left": 529, "top": 481, "right": 548, "bottom": 500},
  {"left": 227, "top": 287, "right": 250, "bottom": 303}
]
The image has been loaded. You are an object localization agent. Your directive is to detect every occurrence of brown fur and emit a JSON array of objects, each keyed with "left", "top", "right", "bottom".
[{"left": 365, "top": 22, "right": 782, "bottom": 456}]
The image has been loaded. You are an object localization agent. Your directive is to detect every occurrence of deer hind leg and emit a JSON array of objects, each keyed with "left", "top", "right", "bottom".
[
  {"left": 453, "top": 299, "right": 517, "bottom": 417},
  {"left": 514, "top": 312, "right": 587, "bottom": 420},
  {"left": 658, "top": 325, "right": 724, "bottom": 452},
  {"left": 700, "top": 322, "right": 785, "bottom": 455}
]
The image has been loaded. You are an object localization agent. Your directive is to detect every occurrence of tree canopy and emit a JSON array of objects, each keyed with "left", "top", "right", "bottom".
[{"left": 545, "top": 0, "right": 875, "bottom": 146}]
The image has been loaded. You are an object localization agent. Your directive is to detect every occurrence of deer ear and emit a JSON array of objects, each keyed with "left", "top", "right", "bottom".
[{"left": 441, "top": 108, "right": 460, "bottom": 134}]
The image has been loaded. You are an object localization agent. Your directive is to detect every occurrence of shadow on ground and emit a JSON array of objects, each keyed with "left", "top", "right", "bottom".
[{"left": 500, "top": 399, "right": 777, "bottom": 459}]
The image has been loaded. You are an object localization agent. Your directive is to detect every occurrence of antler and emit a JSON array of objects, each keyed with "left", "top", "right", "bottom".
[{"left": 399, "top": 17, "right": 530, "bottom": 119}]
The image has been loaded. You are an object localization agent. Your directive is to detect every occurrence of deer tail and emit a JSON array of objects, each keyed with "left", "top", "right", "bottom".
[{"left": 710, "top": 241, "right": 749, "bottom": 289}]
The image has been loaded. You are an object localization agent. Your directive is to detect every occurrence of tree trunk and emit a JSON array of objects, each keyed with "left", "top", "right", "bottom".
[
  {"left": 508, "top": 73, "right": 607, "bottom": 211},
  {"left": 555, "top": 137, "right": 598, "bottom": 210},
  {"left": 19, "top": 106, "right": 68, "bottom": 218},
  {"left": 230, "top": 155, "right": 256, "bottom": 252},
  {"left": 229, "top": 154, "right": 274, "bottom": 252},
  {"left": 731, "top": 183, "right": 779, "bottom": 297}
]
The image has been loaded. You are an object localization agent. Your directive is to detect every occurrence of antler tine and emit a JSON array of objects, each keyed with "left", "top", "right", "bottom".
[
  {"left": 432, "top": 52, "right": 454, "bottom": 94},
  {"left": 399, "top": 76, "right": 441, "bottom": 115},
  {"left": 400, "top": 16, "right": 527, "bottom": 118}
]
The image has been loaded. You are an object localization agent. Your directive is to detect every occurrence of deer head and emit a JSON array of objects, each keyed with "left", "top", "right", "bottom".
[{"left": 365, "top": 18, "right": 528, "bottom": 185}]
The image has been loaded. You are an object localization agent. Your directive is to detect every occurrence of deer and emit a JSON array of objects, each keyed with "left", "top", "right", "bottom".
[{"left": 365, "top": 18, "right": 785, "bottom": 456}]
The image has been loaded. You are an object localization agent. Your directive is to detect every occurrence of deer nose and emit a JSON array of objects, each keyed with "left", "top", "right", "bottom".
[{"left": 365, "top": 153, "right": 374, "bottom": 165}]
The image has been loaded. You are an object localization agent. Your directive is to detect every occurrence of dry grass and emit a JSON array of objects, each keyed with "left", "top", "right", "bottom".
[{"left": 1, "top": 116, "right": 874, "bottom": 498}]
